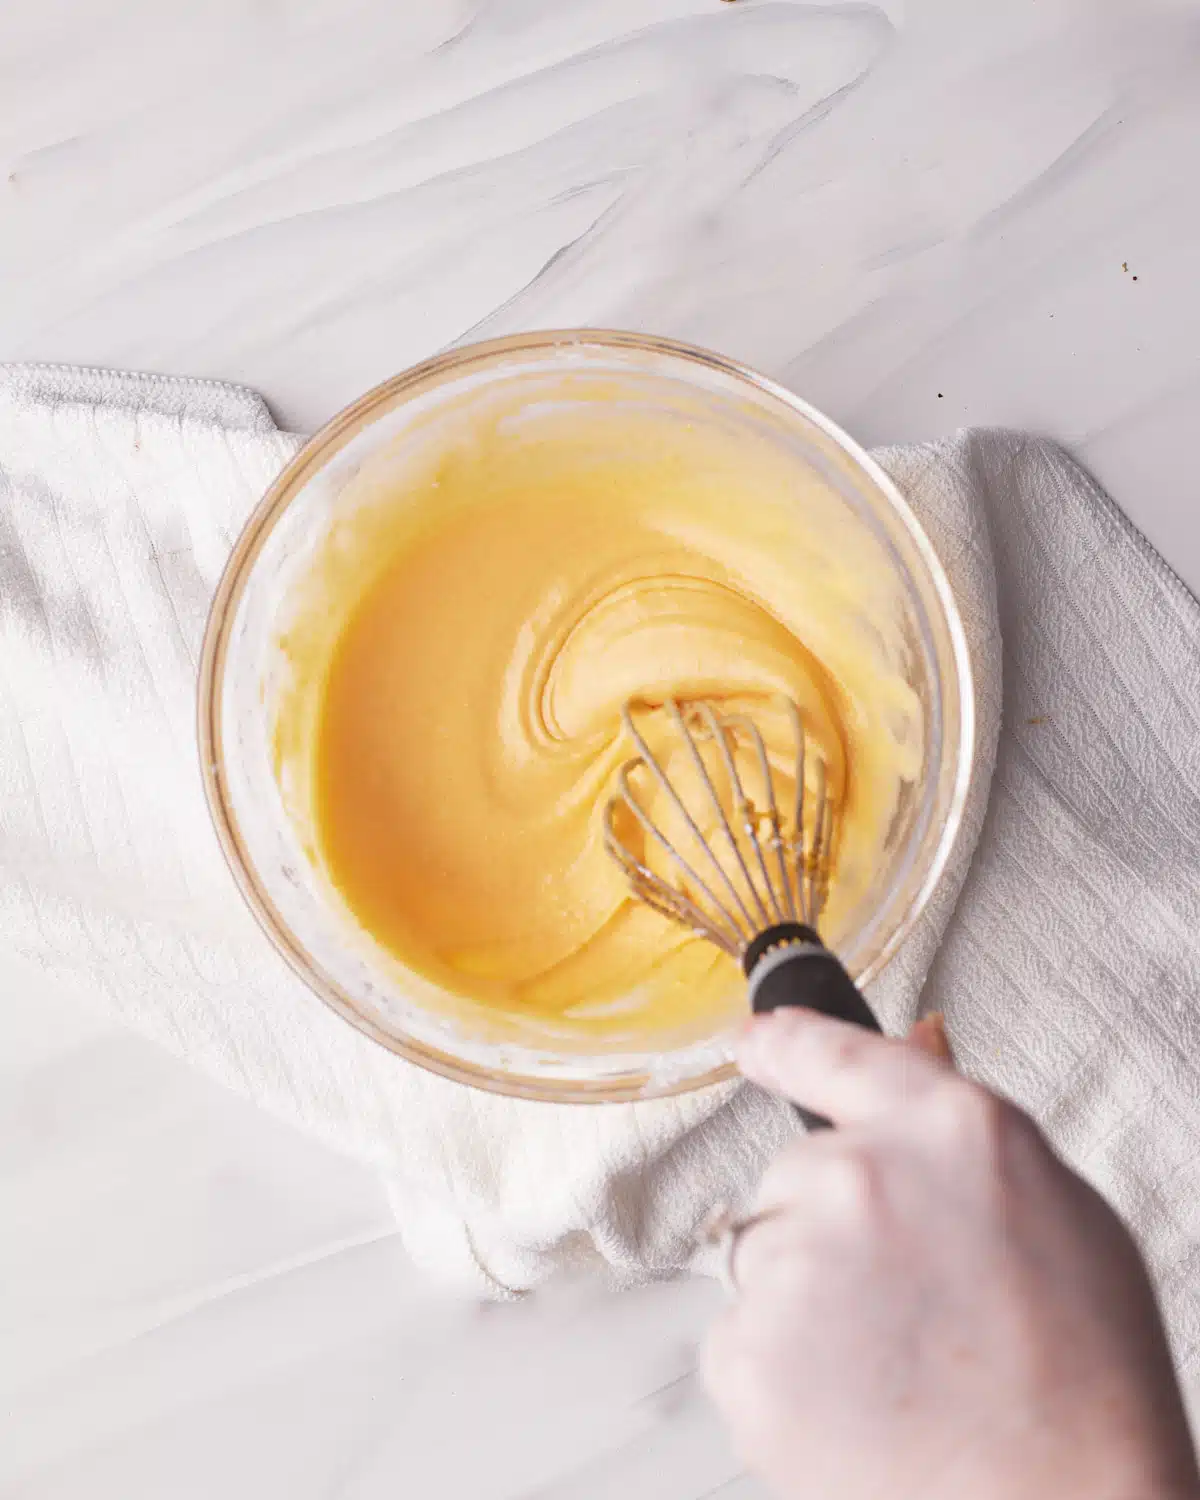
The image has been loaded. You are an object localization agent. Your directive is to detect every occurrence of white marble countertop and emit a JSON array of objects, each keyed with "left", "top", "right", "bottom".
[{"left": 3, "top": 1, "right": 1199, "bottom": 1494}]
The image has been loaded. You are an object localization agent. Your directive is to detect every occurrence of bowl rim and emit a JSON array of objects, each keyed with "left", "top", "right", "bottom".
[{"left": 197, "top": 328, "right": 976, "bottom": 1102}]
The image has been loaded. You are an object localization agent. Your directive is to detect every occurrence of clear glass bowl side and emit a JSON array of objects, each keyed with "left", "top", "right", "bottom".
[{"left": 198, "top": 331, "right": 973, "bottom": 1101}]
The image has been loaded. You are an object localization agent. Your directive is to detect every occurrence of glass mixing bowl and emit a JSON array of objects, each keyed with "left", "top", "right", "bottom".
[{"left": 198, "top": 330, "right": 974, "bottom": 1102}]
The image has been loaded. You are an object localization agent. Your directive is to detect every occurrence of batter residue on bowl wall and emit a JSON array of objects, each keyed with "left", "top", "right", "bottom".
[{"left": 270, "top": 377, "right": 922, "bottom": 1043}]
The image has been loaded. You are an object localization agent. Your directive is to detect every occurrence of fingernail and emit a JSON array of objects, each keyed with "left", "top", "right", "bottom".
[{"left": 907, "top": 1012, "right": 954, "bottom": 1065}]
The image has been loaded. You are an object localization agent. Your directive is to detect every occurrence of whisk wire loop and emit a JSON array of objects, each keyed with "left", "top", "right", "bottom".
[{"left": 606, "top": 696, "right": 834, "bottom": 956}]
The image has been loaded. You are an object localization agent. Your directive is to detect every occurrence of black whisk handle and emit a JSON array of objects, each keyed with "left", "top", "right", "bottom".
[{"left": 742, "top": 923, "right": 881, "bottom": 1131}]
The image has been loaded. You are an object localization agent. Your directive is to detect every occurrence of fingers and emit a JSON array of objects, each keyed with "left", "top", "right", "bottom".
[
  {"left": 737, "top": 1008, "right": 952, "bottom": 1125},
  {"left": 729, "top": 1204, "right": 817, "bottom": 1292}
]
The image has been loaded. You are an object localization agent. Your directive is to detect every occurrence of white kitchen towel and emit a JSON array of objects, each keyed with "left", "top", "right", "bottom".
[{"left": 1, "top": 365, "right": 1196, "bottom": 1391}]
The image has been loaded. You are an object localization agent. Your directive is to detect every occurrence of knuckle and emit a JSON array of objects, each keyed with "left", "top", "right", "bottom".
[
  {"left": 827, "top": 1147, "right": 886, "bottom": 1222},
  {"left": 823, "top": 1024, "right": 871, "bottom": 1073},
  {"left": 931, "top": 1078, "right": 1033, "bottom": 1159},
  {"left": 756, "top": 1141, "right": 889, "bottom": 1237}
]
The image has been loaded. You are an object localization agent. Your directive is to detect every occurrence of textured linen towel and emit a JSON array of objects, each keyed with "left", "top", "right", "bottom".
[{"left": 1, "top": 365, "right": 1196, "bottom": 1393}]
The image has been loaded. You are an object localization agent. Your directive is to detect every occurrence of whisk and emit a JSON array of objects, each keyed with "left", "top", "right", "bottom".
[{"left": 604, "top": 697, "right": 879, "bottom": 1127}]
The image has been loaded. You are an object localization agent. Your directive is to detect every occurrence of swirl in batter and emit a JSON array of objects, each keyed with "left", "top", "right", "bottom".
[{"left": 271, "top": 380, "right": 923, "bottom": 1042}]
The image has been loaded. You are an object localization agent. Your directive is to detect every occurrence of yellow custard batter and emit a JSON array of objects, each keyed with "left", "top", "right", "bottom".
[{"left": 271, "top": 377, "right": 923, "bottom": 1044}]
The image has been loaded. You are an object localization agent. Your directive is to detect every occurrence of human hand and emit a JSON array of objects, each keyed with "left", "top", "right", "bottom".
[{"left": 703, "top": 1009, "right": 1199, "bottom": 1500}]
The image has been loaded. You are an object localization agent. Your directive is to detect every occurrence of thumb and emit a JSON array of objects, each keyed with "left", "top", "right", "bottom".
[{"left": 737, "top": 1009, "right": 952, "bottom": 1125}]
